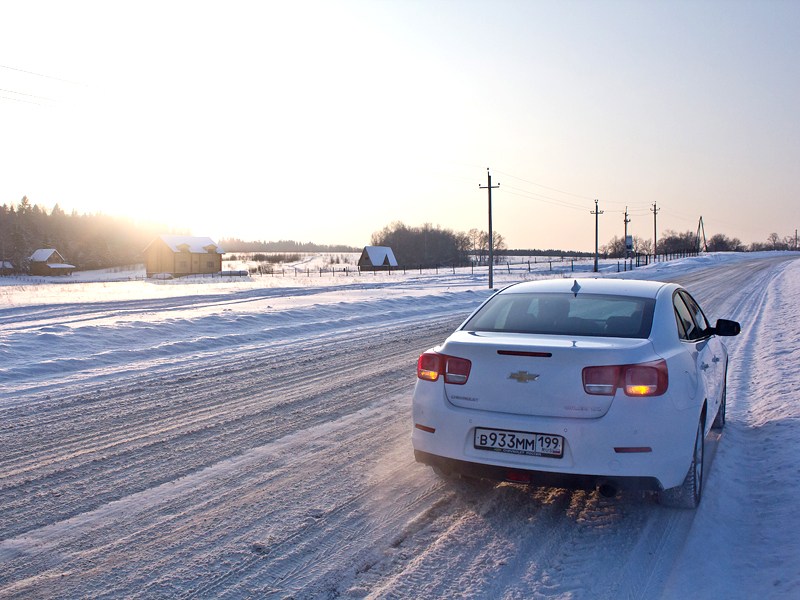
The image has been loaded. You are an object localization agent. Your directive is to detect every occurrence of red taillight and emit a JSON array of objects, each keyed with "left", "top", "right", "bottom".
[
  {"left": 624, "top": 362, "right": 667, "bottom": 396},
  {"left": 444, "top": 356, "right": 471, "bottom": 384},
  {"left": 417, "top": 352, "right": 471, "bottom": 385},
  {"left": 582, "top": 365, "right": 620, "bottom": 396},
  {"left": 582, "top": 360, "right": 668, "bottom": 397},
  {"left": 417, "top": 353, "right": 441, "bottom": 382}
]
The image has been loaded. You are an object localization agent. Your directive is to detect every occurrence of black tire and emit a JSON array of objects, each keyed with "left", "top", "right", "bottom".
[
  {"left": 711, "top": 375, "right": 727, "bottom": 431},
  {"left": 658, "top": 418, "right": 705, "bottom": 509}
]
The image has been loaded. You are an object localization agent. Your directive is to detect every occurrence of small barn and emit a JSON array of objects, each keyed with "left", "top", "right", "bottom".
[
  {"left": 143, "top": 235, "right": 224, "bottom": 277},
  {"left": 29, "top": 249, "right": 75, "bottom": 276},
  {"left": 358, "top": 246, "right": 398, "bottom": 271},
  {"left": 1, "top": 260, "right": 13, "bottom": 276}
]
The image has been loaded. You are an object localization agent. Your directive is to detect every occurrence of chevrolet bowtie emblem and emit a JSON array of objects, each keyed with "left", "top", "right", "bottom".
[{"left": 509, "top": 371, "right": 540, "bottom": 383}]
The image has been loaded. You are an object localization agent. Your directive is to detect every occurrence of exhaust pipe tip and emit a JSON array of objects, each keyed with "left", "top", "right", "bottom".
[{"left": 598, "top": 483, "right": 618, "bottom": 498}]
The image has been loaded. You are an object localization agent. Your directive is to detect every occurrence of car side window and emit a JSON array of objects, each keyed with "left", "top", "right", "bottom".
[
  {"left": 680, "top": 291, "right": 711, "bottom": 337},
  {"left": 673, "top": 294, "right": 696, "bottom": 340}
]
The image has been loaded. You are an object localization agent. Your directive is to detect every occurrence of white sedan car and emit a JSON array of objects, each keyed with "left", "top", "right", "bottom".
[{"left": 412, "top": 278, "right": 740, "bottom": 508}]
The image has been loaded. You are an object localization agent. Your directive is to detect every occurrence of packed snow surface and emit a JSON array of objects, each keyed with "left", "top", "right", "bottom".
[{"left": 1, "top": 253, "right": 798, "bottom": 599}]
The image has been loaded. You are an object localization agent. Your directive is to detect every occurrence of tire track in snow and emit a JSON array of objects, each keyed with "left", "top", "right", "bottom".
[
  {"left": 0, "top": 299, "right": 473, "bottom": 541},
  {"left": 0, "top": 385, "right": 447, "bottom": 599},
  {"left": 658, "top": 256, "right": 800, "bottom": 598},
  {"left": 2, "top": 256, "right": 796, "bottom": 599},
  {"left": 325, "top": 256, "right": 799, "bottom": 600}
]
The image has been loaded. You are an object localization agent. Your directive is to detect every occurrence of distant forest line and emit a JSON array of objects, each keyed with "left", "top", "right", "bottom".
[
  {"left": 1, "top": 197, "right": 174, "bottom": 270},
  {"left": 219, "top": 238, "right": 359, "bottom": 253},
  {"left": 0, "top": 198, "right": 796, "bottom": 271}
]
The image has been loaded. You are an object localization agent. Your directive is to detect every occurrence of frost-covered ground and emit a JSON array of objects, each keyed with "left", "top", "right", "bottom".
[{"left": 1, "top": 252, "right": 798, "bottom": 599}]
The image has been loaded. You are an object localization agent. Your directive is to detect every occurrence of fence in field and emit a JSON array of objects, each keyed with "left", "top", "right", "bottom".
[
  {"left": 244, "top": 250, "right": 699, "bottom": 279},
  {"left": 0, "top": 251, "right": 701, "bottom": 283}
]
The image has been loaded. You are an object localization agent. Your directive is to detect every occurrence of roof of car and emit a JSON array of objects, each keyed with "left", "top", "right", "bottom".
[{"left": 500, "top": 277, "right": 672, "bottom": 299}]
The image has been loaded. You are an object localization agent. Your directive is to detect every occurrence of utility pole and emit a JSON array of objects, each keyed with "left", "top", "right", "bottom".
[
  {"left": 479, "top": 168, "right": 499, "bottom": 289},
  {"left": 591, "top": 199, "right": 603, "bottom": 272},
  {"left": 696, "top": 216, "right": 708, "bottom": 253},
  {"left": 623, "top": 206, "right": 631, "bottom": 257},
  {"left": 651, "top": 202, "right": 660, "bottom": 260}
]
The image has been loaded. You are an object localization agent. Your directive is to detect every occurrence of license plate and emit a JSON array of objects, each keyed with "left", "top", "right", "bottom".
[{"left": 474, "top": 427, "right": 564, "bottom": 458}]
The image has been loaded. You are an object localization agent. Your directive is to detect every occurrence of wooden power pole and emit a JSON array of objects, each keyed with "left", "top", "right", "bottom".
[
  {"left": 651, "top": 202, "right": 660, "bottom": 260},
  {"left": 591, "top": 199, "right": 603, "bottom": 272},
  {"left": 479, "top": 168, "right": 499, "bottom": 289},
  {"left": 623, "top": 206, "right": 631, "bottom": 257}
]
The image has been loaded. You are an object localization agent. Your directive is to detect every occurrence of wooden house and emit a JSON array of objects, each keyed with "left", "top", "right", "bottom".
[
  {"left": 143, "top": 235, "right": 224, "bottom": 277},
  {"left": 1, "top": 260, "right": 14, "bottom": 275},
  {"left": 358, "top": 246, "right": 398, "bottom": 271},
  {"left": 29, "top": 249, "right": 75, "bottom": 276}
]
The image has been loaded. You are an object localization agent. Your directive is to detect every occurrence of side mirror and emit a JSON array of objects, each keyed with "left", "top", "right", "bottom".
[{"left": 714, "top": 319, "right": 741, "bottom": 337}]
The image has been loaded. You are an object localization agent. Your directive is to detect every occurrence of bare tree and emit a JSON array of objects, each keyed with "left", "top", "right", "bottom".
[
  {"left": 767, "top": 232, "right": 781, "bottom": 249},
  {"left": 371, "top": 221, "right": 472, "bottom": 267},
  {"left": 707, "top": 234, "right": 744, "bottom": 252},
  {"left": 601, "top": 236, "right": 626, "bottom": 258},
  {"left": 635, "top": 237, "right": 653, "bottom": 256}
]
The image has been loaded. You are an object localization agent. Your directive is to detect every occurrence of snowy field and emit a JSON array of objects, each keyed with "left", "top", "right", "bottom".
[{"left": 1, "top": 252, "right": 799, "bottom": 599}]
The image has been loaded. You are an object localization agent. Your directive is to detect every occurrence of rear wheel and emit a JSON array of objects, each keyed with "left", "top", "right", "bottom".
[{"left": 659, "top": 418, "right": 704, "bottom": 509}]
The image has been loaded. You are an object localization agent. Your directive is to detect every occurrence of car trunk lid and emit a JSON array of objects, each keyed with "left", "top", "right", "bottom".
[{"left": 441, "top": 330, "right": 655, "bottom": 418}]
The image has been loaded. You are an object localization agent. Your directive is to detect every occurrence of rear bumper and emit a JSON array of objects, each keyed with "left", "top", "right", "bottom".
[
  {"left": 411, "top": 377, "right": 701, "bottom": 491},
  {"left": 414, "top": 449, "right": 662, "bottom": 491}
]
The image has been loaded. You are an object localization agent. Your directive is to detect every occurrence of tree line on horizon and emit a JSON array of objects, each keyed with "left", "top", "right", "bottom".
[
  {"left": 372, "top": 222, "right": 796, "bottom": 267},
  {"left": 0, "top": 197, "right": 178, "bottom": 270},
  {"left": 0, "top": 198, "right": 362, "bottom": 271},
  {"left": 0, "top": 198, "right": 796, "bottom": 272},
  {"left": 370, "top": 222, "right": 511, "bottom": 268},
  {"left": 219, "top": 238, "right": 359, "bottom": 253},
  {"left": 600, "top": 229, "right": 798, "bottom": 258}
]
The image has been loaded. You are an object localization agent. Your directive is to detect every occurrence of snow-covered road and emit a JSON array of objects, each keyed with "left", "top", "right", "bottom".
[{"left": 1, "top": 254, "right": 798, "bottom": 599}]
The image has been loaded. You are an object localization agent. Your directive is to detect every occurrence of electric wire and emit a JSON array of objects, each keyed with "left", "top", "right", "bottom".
[
  {"left": 491, "top": 168, "right": 652, "bottom": 212},
  {"left": 492, "top": 169, "right": 593, "bottom": 201},
  {"left": 500, "top": 184, "right": 588, "bottom": 211},
  {"left": 0, "top": 94, "right": 43, "bottom": 105},
  {"left": 0, "top": 64, "right": 82, "bottom": 85},
  {"left": 488, "top": 169, "right": 766, "bottom": 245},
  {"left": 0, "top": 88, "right": 54, "bottom": 105}
]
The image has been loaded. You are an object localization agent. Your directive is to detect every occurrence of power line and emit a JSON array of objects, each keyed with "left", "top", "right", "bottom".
[
  {"left": 485, "top": 169, "right": 779, "bottom": 246},
  {"left": 501, "top": 185, "right": 587, "bottom": 211},
  {"left": 0, "top": 94, "right": 44, "bottom": 105},
  {"left": 0, "top": 64, "right": 82, "bottom": 85},
  {"left": 492, "top": 169, "right": 651, "bottom": 210},
  {"left": 493, "top": 169, "right": 594, "bottom": 201},
  {"left": 0, "top": 87, "right": 54, "bottom": 104}
]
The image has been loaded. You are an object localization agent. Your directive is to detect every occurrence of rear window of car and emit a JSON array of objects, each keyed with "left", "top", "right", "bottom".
[{"left": 462, "top": 292, "right": 655, "bottom": 338}]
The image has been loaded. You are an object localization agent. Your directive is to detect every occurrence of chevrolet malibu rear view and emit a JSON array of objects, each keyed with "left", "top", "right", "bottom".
[{"left": 411, "top": 278, "right": 741, "bottom": 508}]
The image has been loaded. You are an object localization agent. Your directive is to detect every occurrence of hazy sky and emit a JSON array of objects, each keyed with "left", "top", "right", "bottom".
[{"left": 2, "top": 0, "right": 798, "bottom": 251}]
